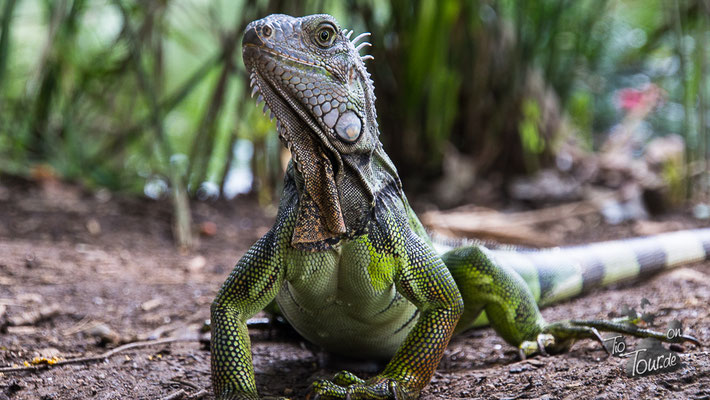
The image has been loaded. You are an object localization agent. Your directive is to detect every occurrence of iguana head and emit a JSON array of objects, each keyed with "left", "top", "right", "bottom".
[{"left": 243, "top": 14, "right": 399, "bottom": 250}]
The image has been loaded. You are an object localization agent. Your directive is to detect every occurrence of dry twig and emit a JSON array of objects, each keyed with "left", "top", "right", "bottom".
[
  {"left": 0, "top": 337, "right": 194, "bottom": 373},
  {"left": 187, "top": 389, "right": 210, "bottom": 399},
  {"left": 160, "top": 389, "right": 186, "bottom": 400}
]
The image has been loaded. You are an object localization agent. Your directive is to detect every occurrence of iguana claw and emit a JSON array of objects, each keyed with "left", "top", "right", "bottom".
[
  {"left": 536, "top": 334, "right": 550, "bottom": 356},
  {"left": 519, "top": 318, "right": 701, "bottom": 357},
  {"left": 569, "top": 319, "right": 702, "bottom": 347}
]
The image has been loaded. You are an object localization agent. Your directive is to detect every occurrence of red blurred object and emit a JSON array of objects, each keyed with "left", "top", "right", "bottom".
[
  {"left": 617, "top": 84, "right": 665, "bottom": 114},
  {"left": 618, "top": 88, "right": 644, "bottom": 111},
  {"left": 200, "top": 221, "right": 218, "bottom": 237}
]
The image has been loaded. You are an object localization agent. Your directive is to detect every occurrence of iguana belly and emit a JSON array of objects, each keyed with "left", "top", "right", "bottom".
[{"left": 276, "top": 236, "right": 419, "bottom": 358}]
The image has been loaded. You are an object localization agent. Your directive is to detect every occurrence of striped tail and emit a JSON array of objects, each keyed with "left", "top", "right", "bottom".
[{"left": 489, "top": 228, "right": 710, "bottom": 307}]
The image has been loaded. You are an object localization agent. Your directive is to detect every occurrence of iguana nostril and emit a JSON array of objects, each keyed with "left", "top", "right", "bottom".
[{"left": 262, "top": 25, "right": 273, "bottom": 38}]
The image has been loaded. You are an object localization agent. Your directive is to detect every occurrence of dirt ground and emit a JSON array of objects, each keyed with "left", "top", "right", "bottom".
[{"left": 0, "top": 176, "right": 709, "bottom": 400}]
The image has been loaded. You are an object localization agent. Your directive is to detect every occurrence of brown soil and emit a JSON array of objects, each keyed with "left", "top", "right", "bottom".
[{"left": 0, "top": 177, "right": 708, "bottom": 400}]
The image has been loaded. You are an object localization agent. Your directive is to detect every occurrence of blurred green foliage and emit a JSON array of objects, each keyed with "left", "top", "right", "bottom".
[{"left": 0, "top": 0, "right": 708, "bottom": 244}]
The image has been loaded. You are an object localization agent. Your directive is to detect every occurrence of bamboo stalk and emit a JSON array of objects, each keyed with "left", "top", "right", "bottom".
[
  {"left": 671, "top": 0, "right": 693, "bottom": 200},
  {"left": 186, "top": 33, "right": 239, "bottom": 191},
  {"left": 699, "top": 0, "right": 710, "bottom": 200},
  {"left": 0, "top": 0, "right": 19, "bottom": 90},
  {"left": 219, "top": 132, "right": 238, "bottom": 196},
  {"left": 113, "top": 0, "right": 193, "bottom": 250}
]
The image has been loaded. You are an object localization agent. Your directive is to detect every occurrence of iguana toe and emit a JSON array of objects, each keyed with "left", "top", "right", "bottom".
[
  {"left": 309, "top": 374, "right": 415, "bottom": 400},
  {"left": 309, "top": 379, "right": 347, "bottom": 399},
  {"left": 519, "top": 333, "right": 559, "bottom": 358}
]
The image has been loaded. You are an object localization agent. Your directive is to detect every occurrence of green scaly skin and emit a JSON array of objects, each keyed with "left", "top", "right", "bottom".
[{"left": 211, "top": 13, "right": 710, "bottom": 399}]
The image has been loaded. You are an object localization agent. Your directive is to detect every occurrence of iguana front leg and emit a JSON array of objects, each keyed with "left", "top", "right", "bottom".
[
  {"left": 309, "top": 235, "right": 464, "bottom": 399},
  {"left": 211, "top": 232, "right": 284, "bottom": 400}
]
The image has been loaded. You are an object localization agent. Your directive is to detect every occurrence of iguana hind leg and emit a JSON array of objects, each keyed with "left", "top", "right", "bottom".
[
  {"left": 441, "top": 245, "right": 700, "bottom": 358},
  {"left": 442, "top": 245, "right": 547, "bottom": 347}
]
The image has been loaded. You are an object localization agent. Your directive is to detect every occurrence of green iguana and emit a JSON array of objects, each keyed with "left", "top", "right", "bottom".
[{"left": 210, "top": 13, "right": 709, "bottom": 399}]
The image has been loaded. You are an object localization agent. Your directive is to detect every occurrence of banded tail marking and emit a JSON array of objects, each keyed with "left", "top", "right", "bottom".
[{"left": 499, "top": 228, "right": 710, "bottom": 307}]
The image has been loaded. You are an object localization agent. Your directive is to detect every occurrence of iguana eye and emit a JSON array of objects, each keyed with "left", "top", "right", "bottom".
[{"left": 315, "top": 23, "right": 337, "bottom": 47}]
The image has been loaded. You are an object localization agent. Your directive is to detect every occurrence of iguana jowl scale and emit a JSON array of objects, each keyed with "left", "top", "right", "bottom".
[{"left": 210, "top": 13, "right": 710, "bottom": 399}]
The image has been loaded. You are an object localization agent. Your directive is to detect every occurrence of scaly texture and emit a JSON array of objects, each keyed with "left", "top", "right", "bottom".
[{"left": 211, "top": 13, "right": 710, "bottom": 399}]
